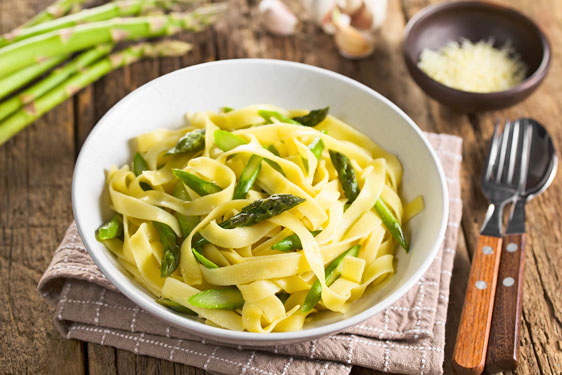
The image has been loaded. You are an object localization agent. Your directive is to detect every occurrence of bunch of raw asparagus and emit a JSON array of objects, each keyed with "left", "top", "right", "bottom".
[{"left": 0, "top": 0, "right": 225, "bottom": 145}]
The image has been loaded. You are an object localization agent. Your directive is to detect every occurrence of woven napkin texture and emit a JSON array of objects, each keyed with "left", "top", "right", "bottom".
[{"left": 38, "top": 133, "right": 462, "bottom": 375}]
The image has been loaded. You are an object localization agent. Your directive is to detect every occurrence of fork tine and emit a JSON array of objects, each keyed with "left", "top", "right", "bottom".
[
  {"left": 496, "top": 120, "right": 512, "bottom": 182},
  {"left": 505, "top": 119, "right": 521, "bottom": 184},
  {"left": 483, "top": 121, "right": 501, "bottom": 182}
]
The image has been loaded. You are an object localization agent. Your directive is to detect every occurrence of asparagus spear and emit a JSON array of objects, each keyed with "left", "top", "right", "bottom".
[
  {"left": 271, "top": 229, "right": 322, "bottom": 252},
  {"left": 156, "top": 297, "right": 196, "bottom": 315},
  {"left": 292, "top": 107, "right": 329, "bottom": 127},
  {"left": 233, "top": 155, "right": 262, "bottom": 199},
  {"left": 0, "top": 0, "right": 183, "bottom": 48},
  {"left": 329, "top": 150, "right": 360, "bottom": 203},
  {"left": 133, "top": 151, "right": 153, "bottom": 191},
  {"left": 301, "top": 244, "right": 360, "bottom": 312},
  {"left": 192, "top": 248, "right": 219, "bottom": 268},
  {"left": 0, "top": 44, "right": 113, "bottom": 122},
  {"left": 0, "top": 40, "right": 192, "bottom": 145},
  {"left": 154, "top": 221, "right": 180, "bottom": 277},
  {"left": 264, "top": 144, "right": 284, "bottom": 175},
  {"left": 0, "top": 54, "right": 69, "bottom": 101},
  {"left": 213, "top": 129, "right": 246, "bottom": 151},
  {"left": 192, "top": 194, "right": 305, "bottom": 248},
  {"left": 374, "top": 199, "right": 409, "bottom": 252},
  {"left": 96, "top": 214, "right": 123, "bottom": 240},
  {"left": 0, "top": 5, "right": 223, "bottom": 77},
  {"left": 173, "top": 181, "right": 199, "bottom": 239},
  {"left": 329, "top": 150, "right": 409, "bottom": 251},
  {"left": 20, "top": 0, "right": 86, "bottom": 29},
  {"left": 258, "top": 109, "right": 300, "bottom": 125},
  {"left": 172, "top": 169, "right": 222, "bottom": 196},
  {"left": 188, "top": 287, "right": 244, "bottom": 309},
  {"left": 308, "top": 136, "right": 325, "bottom": 160},
  {"left": 166, "top": 128, "right": 205, "bottom": 155}
]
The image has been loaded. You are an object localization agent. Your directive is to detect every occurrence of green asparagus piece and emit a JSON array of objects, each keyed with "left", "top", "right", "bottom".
[
  {"left": 213, "top": 129, "right": 247, "bottom": 151},
  {"left": 292, "top": 107, "right": 329, "bottom": 127},
  {"left": 156, "top": 297, "right": 196, "bottom": 315},
  {"left": 188, "top": 287, "right": 244, "bottom": 309},
  {"left": 173, "top": 181, "right": 199, "bottom": 239},
  {"left": 0, "top": 0, "right": 182, "bottom": 48},
  {"left": 0, "top": 54, "right": 69, "bottom": 101},
  {"left": 0, "top": 44, "right": 113, "bottom": 122},
  {"left": 221, "top": 106, "right": 234, "bottom": 113},
  {"left": 329, "top": 150, "right": 360, "bottom": 204},
  {"left": 133, "top": 151, "right": 153, "bottom": 191},
  {"left": 192, "top": 194, "right": 306, "bottom": 248},
  {"left": 172, "top": 169, "right": 222, "bottom": 196},
  {"left": 271, "top": 229, "right": 322, "bottom": 252},
  {"left": 0, "top": 40, "right": 192, "bottom": 145},
  {"left": 192, "top": 248, "right": 219, "bottom": 268},
  {"left": 155, "top": 221, "right": 180, "bottom": 277},
  {"left": 374, "top": 199, "right": 409, "bottom": 252},
  {"left": 233, "top": 154, "right": 262, "bottom": 199},
  {"left": 0, "top": 5, "right": 223, "bottom": 77},
  {"left": 258, "top": 109, "right": 300, "bottom": 125},
  {"left": 308, "top": 136, "right": 325, "bottom": 160},
  {"left": 20, "top": 0, "right": 86, "bottom": 29},
  {"left": 301, "top": 244, "right": 360, "bottom": 312},
  {"left": 264, "top": 144, "right": 284, "bottom": 175},
  {"left": 96, "top": 214, "right": 123, "bottom": 240},
  {"left": 166, "top": 128, "right": 205, "bottom": 155}
]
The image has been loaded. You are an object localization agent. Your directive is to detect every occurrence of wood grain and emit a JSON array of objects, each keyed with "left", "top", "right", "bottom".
[
  {"left": 1, "top": 0, "right": 562, "bottom": 374},
  {"left": 452, "top": 235, "right": 502, "bottom": 375},
  {"left": 486, "top": 233, "right": 526, "bottom": 373}
]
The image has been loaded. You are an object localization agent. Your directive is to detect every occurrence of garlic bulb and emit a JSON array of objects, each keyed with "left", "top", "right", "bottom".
[{"left": 259, "top": 0, "right": 299, "bottom": 36}]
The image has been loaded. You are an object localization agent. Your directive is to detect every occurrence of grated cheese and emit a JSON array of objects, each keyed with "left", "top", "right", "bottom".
[{"left": 417, "top": 39, "right": 527, "bottom": 93}]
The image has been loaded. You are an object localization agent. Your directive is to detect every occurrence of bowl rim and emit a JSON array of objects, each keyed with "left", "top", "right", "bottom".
[
  {"left": 402, "top": 0, "right": 552, "bottom": 98},
  {"left": 73, "top": 58, "right": 449, "bottom": 343}
]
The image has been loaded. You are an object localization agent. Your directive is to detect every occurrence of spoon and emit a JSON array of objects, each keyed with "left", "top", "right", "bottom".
[{"left": 486, "top": 118, "right": 558, "bottom": 373}]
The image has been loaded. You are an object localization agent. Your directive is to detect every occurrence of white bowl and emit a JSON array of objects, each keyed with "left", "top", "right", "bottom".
[{"left": 73, "top": 59, "right": 448, "bottom": 346}]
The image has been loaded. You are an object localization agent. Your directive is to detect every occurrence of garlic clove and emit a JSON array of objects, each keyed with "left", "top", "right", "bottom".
[
  {"left": 350, "top": 3, "right": 374, "bottom": 30},
  {"left": 337, "top": 0, "right": 363, "bottom": 15},
  {"left": 259, "top": 0, "right": 299, "bottom": 36},
  {"left": 333, "top": 9, "right": 375, "bottom": 59},
  {"left": 363, "top": 0, "right": 387, "bottom": 31},
  {"left": 303, "top": 0, "right": 338, "bottom": 34}
]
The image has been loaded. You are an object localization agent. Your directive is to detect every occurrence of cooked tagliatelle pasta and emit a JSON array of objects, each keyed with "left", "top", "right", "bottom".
[{"left": 96, "top": 104, "right": 423, "bottom": 332}]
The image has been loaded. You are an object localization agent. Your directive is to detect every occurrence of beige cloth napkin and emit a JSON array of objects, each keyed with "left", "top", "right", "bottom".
[{"left": 38, "top": 133, "right": 462, "bottom": 375}]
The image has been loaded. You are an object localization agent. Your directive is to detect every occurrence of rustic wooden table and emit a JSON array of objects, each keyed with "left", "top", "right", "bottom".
[{"left": 1, "top": 0, "right": 560, "bottom": 374}]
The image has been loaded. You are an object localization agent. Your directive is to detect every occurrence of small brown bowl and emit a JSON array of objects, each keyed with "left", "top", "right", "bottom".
[{"left": 403, "top": 1, "right": 551, "bottom": 112}]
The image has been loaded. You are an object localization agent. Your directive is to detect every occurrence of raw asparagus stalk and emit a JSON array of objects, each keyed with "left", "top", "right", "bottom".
[
  {"left": 301, "top": 244, "right": 360, "bottom": 312},
  {"left": 20, "top": 0, "right": 86, "bottom": 29},
  {"left": 292, "top": 107, "right": 329, "bottom": 126},
  {"left": 0, "top": 5, "right": 223, "bottom": 77},
  {"left": 0, "top": 54, "right": 69, "bottom": 101},
  {"left": 154, "top": 221, "right": 180, "bottom": 277},
  {"left": 0, "top": 44, "right": 113, "bottom": 122},
  {"left": 172, "top": 169, "right": 222, "bottom": 196},
  {"left": 233, "top": 154, "right": 262, "bottom": 199},
  {"left": 192, "top": 194, "right": 305, "bottom": 248},
  {"left": 0, "top": 44, "right": 113, "bottom": 121},
  {"left": 173, "top": 181, "right": 199, "bottom": 239},
  {"left": 188, "top": 287, "right": 244, "bottom": 309},
  {"left": 166, "top": 128, "right": 205, "bottom": 155},
  {"left": 0, "top": 0, "right": 183, "bottom": 48},
  {"left": 271, "top": 229, "right": 322, "bottom": 252},
  {"left": 0, "top": 40, "right": 192, "bottom": 145}
]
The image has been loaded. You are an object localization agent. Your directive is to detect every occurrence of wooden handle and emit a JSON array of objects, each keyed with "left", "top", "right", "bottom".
[
  {"left": 452, "top": 235, "right": 502, "bottom": 375},
  {"left": 485, "top": 233, "right": 526, "bottom": 373}
]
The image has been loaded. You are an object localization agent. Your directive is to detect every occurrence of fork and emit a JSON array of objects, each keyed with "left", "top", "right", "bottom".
[{"left": 452, "top": 120, "right": 524, "bottom": 375}]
